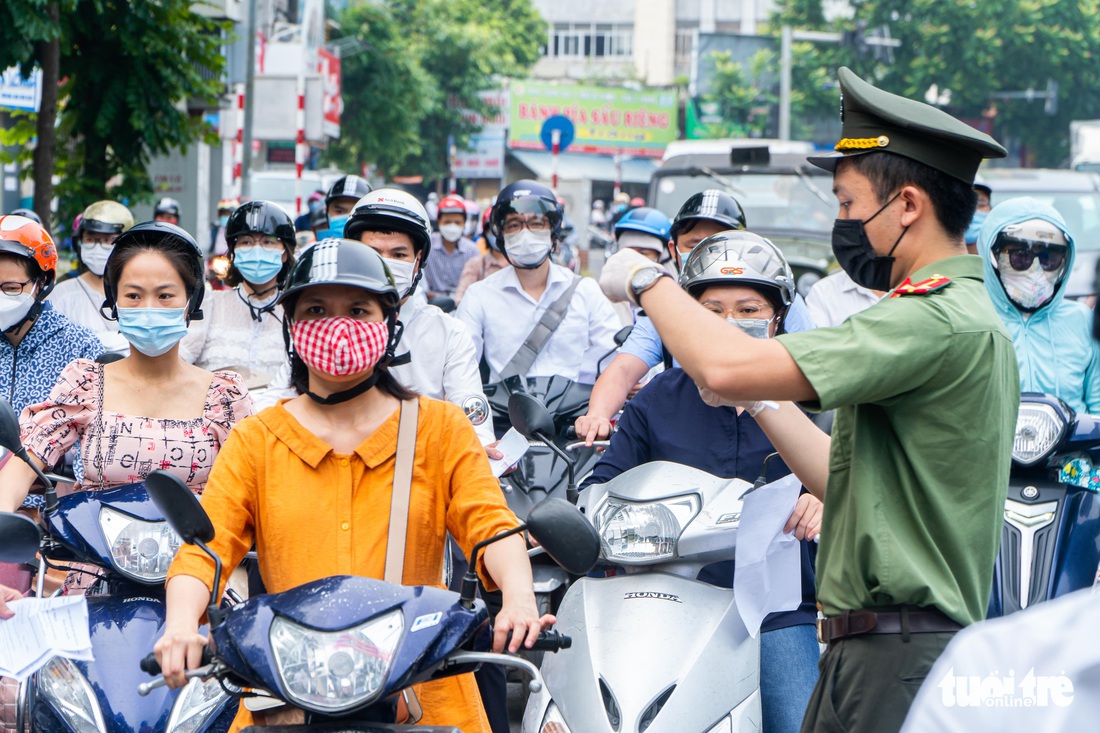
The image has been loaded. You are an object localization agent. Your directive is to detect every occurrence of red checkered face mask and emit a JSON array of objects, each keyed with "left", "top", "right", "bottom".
[{"left": 291, "top": 317, "right": 389, "bottom": 377}]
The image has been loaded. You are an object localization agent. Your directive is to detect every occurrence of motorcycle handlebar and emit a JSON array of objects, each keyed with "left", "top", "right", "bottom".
[
  {"left": 503, "top": 629, "right": 572, "bottom": 652},
  {"left": 140, "top": 647, "right": 213, "bottom": 677}
]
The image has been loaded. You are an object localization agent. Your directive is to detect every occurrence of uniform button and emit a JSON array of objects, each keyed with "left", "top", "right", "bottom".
[
  {"left": 339, "top": 457, "right": 350, "bottom": 467},
  {"left": 341, "top": 522, "right": 350, "bottom": 531}
]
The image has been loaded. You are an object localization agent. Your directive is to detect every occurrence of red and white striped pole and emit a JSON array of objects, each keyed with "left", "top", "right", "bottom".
[
  {"left": 551, "top": 129, "right": 561, "bottom": 190},
  {"left": 295, "top": 74, "right": 305, "bottom": 216},
  {"left": 232, "top": 83, "right": 245, "bottom": 198}
]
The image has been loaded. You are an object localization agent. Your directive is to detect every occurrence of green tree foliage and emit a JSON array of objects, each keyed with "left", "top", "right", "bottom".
[
  {"left": 0, "top": 0, "right": 226, "bottom": 225},
  {"left": 327, "top": 0, "right": 546, "bottom": 179},
  {"left": 767, "top": 0, "right": 1100, "bottom": 166}
]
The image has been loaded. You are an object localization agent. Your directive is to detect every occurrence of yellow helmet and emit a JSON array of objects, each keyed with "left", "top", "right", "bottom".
[{"left": 79, "top": 201, "right": 134, "bottom": 238}]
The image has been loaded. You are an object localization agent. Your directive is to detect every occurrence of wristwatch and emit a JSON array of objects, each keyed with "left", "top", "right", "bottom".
[{"left": 629, "top": 266, "right": 670, "bottom": 302}]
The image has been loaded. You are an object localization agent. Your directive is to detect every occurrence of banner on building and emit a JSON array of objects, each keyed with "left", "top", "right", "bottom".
[
  {"left": 453, "top": 90, "right": 509, "bottom": 179},
  {"left": 509, "top": 81, "right": 677, "bottom": 158}
]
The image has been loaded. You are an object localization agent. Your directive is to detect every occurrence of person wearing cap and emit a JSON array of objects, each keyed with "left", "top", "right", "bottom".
[
  {"left": 423, "top": 195, "right": 479, "bottom": 298},
  {"left": 598, "top": 67, "right": 1019, "bottom": 732},
  {"left": 963, "top": 183, "right": 993, "bottom": 253},
  {"left": 456, "top": 181, "right": 619, "bottom": 387},
  {"left": 153, "top": 239, "right": 550, "bottom": 733},
  {"left": 49, "top": 200, "right": 136, "bottom": 355},
  {"left": 585, "top": 230, "right": 825, "bottom": 733},
  {"left": 978, "top": 197, "right": 1100, "bottom": 414}
]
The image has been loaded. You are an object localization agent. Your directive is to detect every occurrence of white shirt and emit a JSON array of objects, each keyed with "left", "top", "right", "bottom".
[
  {"left": 179, "top": 287, "right": 287, "bottom": 377},
  {"left": 258, "top": 291, "right": 495, "bottom": 445},
  {"left": 804, "top": 270, "right": 883, "bottom": 328},
  {"left": 902, "top": 588, "right": 1100, "bottom": 732},
  {"left": 456, "top": 263, "right": 620, "bottom": 385},
  {"left": 48, "top": 276, "right": 130, "bottom": 355}
]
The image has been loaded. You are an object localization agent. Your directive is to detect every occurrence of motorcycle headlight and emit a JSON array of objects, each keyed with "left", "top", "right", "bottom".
[
  {"left": 269, "top": 609, "right": 404, "bottom": 713},
  {"left": 594, "top": 494, "right": 700, "bottom": 563},
  {"left": 167, "top": 676, "right": 231, "bottom": 733},
  {"left": 98, "top": 505, "right": 181, "bottom": 582},
  {"left": 37, "top": 657, "right": 106, "bottom": 733},
  {"left": 1013, "top": 402, "right": 1066, "bottom": 466},
  {"left": 540, "top": 701, "right": 574, "bottom": 733}
]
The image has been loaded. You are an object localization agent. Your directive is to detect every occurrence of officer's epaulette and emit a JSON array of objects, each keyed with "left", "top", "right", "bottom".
[{"left": 889, "top": 275, "right": 952, "bottom": 298}]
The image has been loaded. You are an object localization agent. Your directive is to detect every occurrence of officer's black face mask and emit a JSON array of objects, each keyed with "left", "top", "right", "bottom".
[{"left": 831, "top": 192, "right": 908, "bottom": 291}]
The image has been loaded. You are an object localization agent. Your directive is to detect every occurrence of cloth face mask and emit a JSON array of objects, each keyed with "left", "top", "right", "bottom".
[
  {"left": 81, "top": 243, "right": 113, "bottom": 277},
  {"left": 117, "top": 307, "right": 189, "bottom": 357},
  {"left": 292, "top": 317, "right": 389, "bottom": 377},
  {"left": 504, "top": 228, "right": 553, "bottom": 268},
  {"left": 997, "top": 253, "right": 1060, "bottom": 310},
  {"left": 0, "top": 292, "right": 35, "bottom": 332},
  {"left": 831, "top": 193, "right": 906, "bottom": 291}
]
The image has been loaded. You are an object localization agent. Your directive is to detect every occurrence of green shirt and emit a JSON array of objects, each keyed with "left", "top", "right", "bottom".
[{"left": 778, "top": 256, "right": 1019, "bottom": 626}]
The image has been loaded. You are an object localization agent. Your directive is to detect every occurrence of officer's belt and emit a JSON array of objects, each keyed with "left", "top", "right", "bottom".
[{"left": 817, "top": 607, "right": 962, "bottom": 644}]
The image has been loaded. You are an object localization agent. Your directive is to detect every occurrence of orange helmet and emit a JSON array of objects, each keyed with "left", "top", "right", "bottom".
[{"left": 0, "top": 214, "right": 58, "bottom": 286}]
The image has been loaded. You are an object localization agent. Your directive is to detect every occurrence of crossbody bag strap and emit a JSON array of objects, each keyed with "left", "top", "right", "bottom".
[
  {"left": 384, "top": 398, "right": 420, "bottom": 585},
  {"left": 498, "top": 275, "right": 582, "bottom": 380}
]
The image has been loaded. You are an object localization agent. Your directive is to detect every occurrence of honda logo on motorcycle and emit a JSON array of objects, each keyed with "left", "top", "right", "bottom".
[{"left": 624, "top": 591, "right": 682, "bottom": 603}]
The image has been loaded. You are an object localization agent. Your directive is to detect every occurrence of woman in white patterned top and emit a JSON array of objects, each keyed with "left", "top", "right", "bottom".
[{"left": 180, "top": 201, "right": 296, "bottom": 378}]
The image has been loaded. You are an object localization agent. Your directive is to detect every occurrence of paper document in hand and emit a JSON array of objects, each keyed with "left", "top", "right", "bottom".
[
  {"left": 0, "top": 596, "right": 94, "bottom": 681},
  {"left": 489, "top": 427, "right": 531, "bottom": 477},
  {"left": 734, "top": 474, "right": 803, "bottom": 637}
]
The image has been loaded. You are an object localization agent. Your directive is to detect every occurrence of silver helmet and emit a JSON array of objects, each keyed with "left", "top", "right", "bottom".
[{"left": 679, "top": 230, "right": 795, "bottom": 308}]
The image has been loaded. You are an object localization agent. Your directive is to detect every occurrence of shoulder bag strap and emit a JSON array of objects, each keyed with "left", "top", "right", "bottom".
[
  {"left": 384, "top": 398, "right": 419, "bottom": 585},
  {"left": 498, "top": 275, "right": 582, "bottom": 380}
]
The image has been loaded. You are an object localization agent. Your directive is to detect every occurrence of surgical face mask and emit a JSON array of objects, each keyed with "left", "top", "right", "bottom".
[
  {"left": 81, "top": 243, "right": 113, "bottom": 276},
  {"left": 316, "top": 214, "right": 349, "bottom": 241},
  {"left": 117, "top": 307, "right": 189, "bottom": 357},
  {"left": 831, "top": 193, "right": 907, "bottom": 292},
  {"left": 218, "top": 215, "right": 230, "bottom": 228},
  {"left": 727, "top": 317, "right": 773, "bottom": 340},
  {"left": 439, "top": 223, "right": 464, "bottom": 242},
  {"left": 0, "top": 292, "right": 36, "bottom": 332},
  {"left": 383, "top": 257, "right": 417, "bottom": 296},
  {"left": 964, "top": 210, "right": 988, "bottom": 247},
  {"left": 233, "top": 245, "right": 284, "bottom": 285},
  {"left": 504, "top": 228, "right": 553, "bottom": 268},
  {"left": 997, "top": 253, "right": 1060, "bottom": 310}
]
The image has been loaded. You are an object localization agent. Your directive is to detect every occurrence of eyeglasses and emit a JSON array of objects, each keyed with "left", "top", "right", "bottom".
[
  {"left": 502, "top": 215, "right": 550, "bottom": 235},
  {"left": 704, "top": 304, "right": 776, "bottom": 320},
  {"left": 1000, "top": 243, "right": 1067, "bottom": 272},
  {"left": 0, "top": 279, "right": 34, "bottom": 297},
  {"left": 234, "top": 236, "right": 284, "bottom": 250}
]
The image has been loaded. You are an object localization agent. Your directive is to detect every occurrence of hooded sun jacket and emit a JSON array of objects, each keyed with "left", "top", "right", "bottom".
[{"left": 977, "top": 197, "right": 1100, "bottom": 415}]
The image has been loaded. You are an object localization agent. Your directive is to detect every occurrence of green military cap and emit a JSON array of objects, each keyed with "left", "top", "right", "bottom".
[{"left": 808, "top": 67, "right": 1007, "bottom": 184}]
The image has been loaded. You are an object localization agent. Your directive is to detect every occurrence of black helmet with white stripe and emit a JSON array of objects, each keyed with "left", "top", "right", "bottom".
[
  {"left": 326, "top": 175, "right": 373, "bottom": 206},
  {"left": 670, "top": 189, "right": 747, "bottom": 240}
]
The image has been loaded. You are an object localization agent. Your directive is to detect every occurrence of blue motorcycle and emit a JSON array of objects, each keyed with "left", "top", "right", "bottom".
[
  {"left": 0, "top": 398, "right": 236, "bottom": 733},
  {"left": 134, "top": 465, "right": 599, "bottom": 731},
  {"left": 989, "top": 393, "right": 1100, "bottom": 616}
]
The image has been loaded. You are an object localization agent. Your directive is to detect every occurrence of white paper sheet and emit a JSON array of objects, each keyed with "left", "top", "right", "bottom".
[
  {"left": 734, "top": 474, "right": 804, "bottom": 637},
  {"left": 0, "top": 596, "right": 94, "bottom": 681},
  {"left": 488, "top": 427, "right": 531, "bottom": 477}
]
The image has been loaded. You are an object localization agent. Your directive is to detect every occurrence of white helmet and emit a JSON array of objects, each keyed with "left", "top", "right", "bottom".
[
  {"left": 679, "top": 230, "right": 796, "bottom": 309},
  {"left": 344, "top": 189, "right": 433, "bottom": 265}
]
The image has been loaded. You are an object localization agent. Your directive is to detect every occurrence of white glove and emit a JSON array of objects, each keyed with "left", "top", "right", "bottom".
[
  {"left": 697, "top": 386, "right": 779, "bottom": 416},
  {"left": 599, "top": 248, "right": 662, "bottom": 304}
]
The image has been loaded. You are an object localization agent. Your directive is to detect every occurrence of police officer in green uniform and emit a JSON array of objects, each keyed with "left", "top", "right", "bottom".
[{"left": 598, "top": 67, "right": 1020, "bottom": 733}]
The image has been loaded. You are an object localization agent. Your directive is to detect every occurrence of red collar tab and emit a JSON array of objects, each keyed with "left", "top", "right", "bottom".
[{"left": 890, "top": 275, "right": 952, "bottom": 298}]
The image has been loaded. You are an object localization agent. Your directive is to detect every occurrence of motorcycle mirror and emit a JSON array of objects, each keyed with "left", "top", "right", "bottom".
[
  {"left": 526, "top": 498, "right": 600, "bottom": 576},
  {"left": 0, "top": 512, "right": 42, "bottom": 564},
  {"left": 145, "top": 470, "right": 215, "bottom": 545},
  {"left": 508, "top": 392, "right": 556, "bottom": 441},
  {"left": 0, "top": 399, "right": 23, "bottom": 455},
  {"left": 613, "top": 325, "right": 633, "bottom": 347}
]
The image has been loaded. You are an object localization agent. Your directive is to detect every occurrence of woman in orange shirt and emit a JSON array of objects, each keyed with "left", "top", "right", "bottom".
[{"left": 154, "top": 238, "right": 548, "bottom": 732}]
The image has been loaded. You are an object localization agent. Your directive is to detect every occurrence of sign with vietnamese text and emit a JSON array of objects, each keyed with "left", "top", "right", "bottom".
[
  {"left": 0, "top": 66, "right": 42, "bottom": 113},
  {"left": 509, "top": 81, "right": 677, "bottom": 158},
  {"left": 453, "top": 89, "right": 509, "bottom": 179}
]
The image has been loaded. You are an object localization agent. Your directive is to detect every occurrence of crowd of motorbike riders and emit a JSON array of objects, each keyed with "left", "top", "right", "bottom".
[{"left": 0, "top": 96, "right": 1097, "bottom": 733}]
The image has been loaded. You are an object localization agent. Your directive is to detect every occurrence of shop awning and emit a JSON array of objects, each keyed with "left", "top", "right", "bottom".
[{"left": 509, "top": 150, "right": 658, "bottom": 184}]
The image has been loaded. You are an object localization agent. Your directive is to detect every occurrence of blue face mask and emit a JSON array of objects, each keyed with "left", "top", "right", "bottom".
[
  {"left": 233, "top": 246, "right": 284, "bottom": 285},
  {"left": 964, "top": 210, "right": 988, "bottom": 247},
  {"left": 117, "top": 307, "right": 189, "bottom": 357},
  {"left": 316, "top": 214, "right": 349, "bottom": 240},
  {"left": 218, "top": 215, "right": 230, "bottom": 228}
]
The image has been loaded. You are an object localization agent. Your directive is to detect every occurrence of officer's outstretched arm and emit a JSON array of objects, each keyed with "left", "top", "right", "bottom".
[
  {"left": 751, "top": 403, "right": 830, "bottom": 499},
  {"left": 638, "top": 278, "right": 817, "bottom": 403}
]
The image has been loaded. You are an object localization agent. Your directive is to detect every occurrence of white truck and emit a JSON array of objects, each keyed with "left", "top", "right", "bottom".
[{"left": 1070, "top": 120, "right": 1100, "bottom": 173}]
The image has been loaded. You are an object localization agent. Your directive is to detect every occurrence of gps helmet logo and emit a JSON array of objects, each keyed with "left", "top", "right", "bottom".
[{"left": 720, "top": 266, "right": 744, "bottom": 275}]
